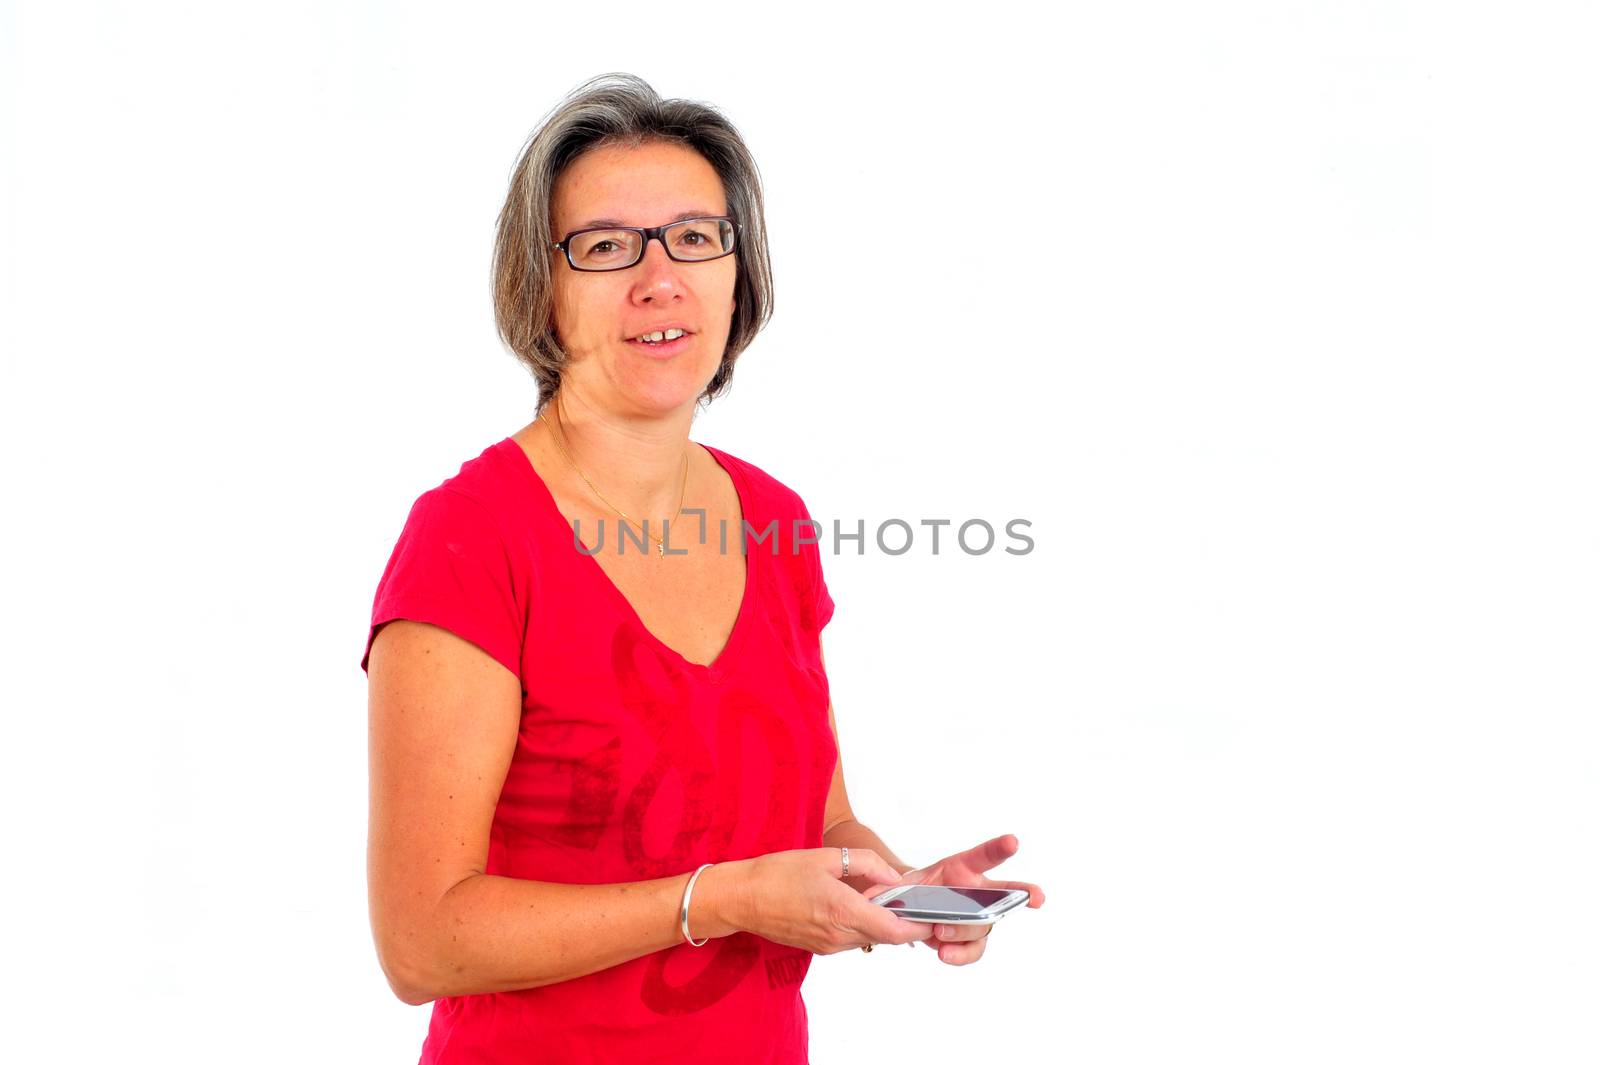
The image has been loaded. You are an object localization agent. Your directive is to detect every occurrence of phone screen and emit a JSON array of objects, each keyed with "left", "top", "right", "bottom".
[{"left": 877, "top": 885, "right": 1014, "bottom": 915}]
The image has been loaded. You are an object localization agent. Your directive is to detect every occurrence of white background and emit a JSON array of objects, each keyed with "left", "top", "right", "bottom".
[{"left": 3, "top": 2, "right": 1597, "bottom": 1062}]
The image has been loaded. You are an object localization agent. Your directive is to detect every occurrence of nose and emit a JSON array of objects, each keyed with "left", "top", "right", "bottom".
[{"left": 629, "top": 237, "right": 686, "bottom": 303}]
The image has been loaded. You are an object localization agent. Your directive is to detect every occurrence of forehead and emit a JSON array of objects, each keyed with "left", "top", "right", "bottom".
[{"left": 552, "top": 140, "right": 728, "bottom": 231}]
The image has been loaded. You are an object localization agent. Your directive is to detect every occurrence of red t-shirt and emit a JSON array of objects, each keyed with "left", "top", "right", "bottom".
[{"left": 361, "top": 436, "right": 837, "bottom": 1064}]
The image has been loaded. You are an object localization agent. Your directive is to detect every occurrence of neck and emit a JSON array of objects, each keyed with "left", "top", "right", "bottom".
[{"left": 543, "top": 387, "right": 695, "bottom": 519}]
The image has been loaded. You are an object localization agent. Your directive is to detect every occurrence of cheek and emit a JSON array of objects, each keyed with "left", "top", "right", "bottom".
[
  {"left": 549, "top": 279, "right": 576, "bottom": 342},
  {"left": 700, "top": 265, "right": 739, "bottom": 320},
  {"left": 552, "top": 281, "right": 603, "bottom": 348}
]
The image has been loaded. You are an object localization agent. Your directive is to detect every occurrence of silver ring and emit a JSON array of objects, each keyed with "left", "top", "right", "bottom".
[{"left": 841, "top": 847, "right": 850, "bottom": 879}]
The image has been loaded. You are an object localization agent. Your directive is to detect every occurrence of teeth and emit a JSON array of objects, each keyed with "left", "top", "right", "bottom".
[{"left": 635, "top": 328, "right": 687, "bottom": 343}]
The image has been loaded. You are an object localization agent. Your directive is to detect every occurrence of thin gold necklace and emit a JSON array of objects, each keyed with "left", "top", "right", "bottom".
[{"left": 539, "top": 396, "right": 689, "bottom": 558}]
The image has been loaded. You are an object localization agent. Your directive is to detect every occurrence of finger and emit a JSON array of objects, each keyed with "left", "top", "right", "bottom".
[
  {"left": 923, "top": 920, "right": 993, "bottom": 947},
  {"left": 945, "top": 834, "right": 1023, "bottom": 877},
  {"left": 873, "top": 912, "right": 936, "bottom": 947},
  {"left": 836, "top": 870, "right": 932, "bottom": 947},
  {"left": 829, "top": 847, "right": 902, "bottom": 887},
  {"left": 986, "top": 878, "right": 1047, "bottom": 907},
  {"left": 851, "top": 902, "right": 934, "bottom": 947},
  {"left": 936, "top": 932, "right": 991, "bottom": 967},
  {"left": 932, "top": 922, "right": 991, "bottom": 943}
]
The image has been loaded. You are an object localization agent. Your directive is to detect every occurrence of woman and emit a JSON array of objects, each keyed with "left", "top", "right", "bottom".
[{"left": 361, "top": 73, "right": 1044, "bottom": 1063}]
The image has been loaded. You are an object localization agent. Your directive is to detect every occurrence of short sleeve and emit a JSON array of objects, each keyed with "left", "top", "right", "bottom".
[
  {"left": 795, "top": 495, "right": 835, "bottom": 633},
  {"left": 814, "top": 562, "right": 835, "bottom": 632},
  {"left": 359, "top": 486, "right": 525, "bottom": 682}
]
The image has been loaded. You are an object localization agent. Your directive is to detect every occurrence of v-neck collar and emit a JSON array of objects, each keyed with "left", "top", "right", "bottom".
[{"left": 502, "top": 435, "right": 757, "bottom": 682}]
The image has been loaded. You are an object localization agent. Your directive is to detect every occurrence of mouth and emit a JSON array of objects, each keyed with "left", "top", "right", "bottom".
[{"left": 625, "top": 327, "right": 693, "bottom": 358}]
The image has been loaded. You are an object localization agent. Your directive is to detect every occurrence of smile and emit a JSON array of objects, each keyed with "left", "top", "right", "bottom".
[{"left": 626, "top": 329, "right": 693, "bottom": 356}]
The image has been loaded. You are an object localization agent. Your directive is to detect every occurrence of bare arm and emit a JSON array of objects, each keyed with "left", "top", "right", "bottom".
[
  {"left": 366, "top": 620, "right": 746, "bottom": 1005},
  {"left": 816, "top": 640, "right": 919, "bottom": 893}
]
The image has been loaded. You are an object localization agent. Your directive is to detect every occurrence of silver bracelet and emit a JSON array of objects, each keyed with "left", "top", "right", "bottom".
[{"left": 680, "top": 863, "right": 715, "bottom": 947}]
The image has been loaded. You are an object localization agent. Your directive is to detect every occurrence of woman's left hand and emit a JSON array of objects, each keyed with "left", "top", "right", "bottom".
[{"left": 897, "top": 834, "right": 1045, "bottom": 966}]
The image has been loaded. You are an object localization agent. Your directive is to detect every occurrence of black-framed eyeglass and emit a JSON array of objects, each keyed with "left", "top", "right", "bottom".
[{"left": 551, "top": 216, "right": 739, "bottom": 272}]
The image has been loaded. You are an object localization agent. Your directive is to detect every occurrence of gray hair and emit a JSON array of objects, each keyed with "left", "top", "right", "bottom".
[{"left": 491, "top": 73, "right": 776, "bottom": 411}]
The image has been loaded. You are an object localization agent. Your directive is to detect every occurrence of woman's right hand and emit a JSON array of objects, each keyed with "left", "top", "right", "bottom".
[{"left": 734, "top": 848, "right": 932, "bottom": 955}]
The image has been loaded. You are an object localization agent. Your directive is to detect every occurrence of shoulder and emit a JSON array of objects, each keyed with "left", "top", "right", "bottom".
[
  {"left": 395, "top": 437, "right": 530, "bottom": 535},
  {"left": 427, "top": 437, "right": 527, "bottom": 516},
  {"left": 377, "top": 440, "right": 543, "bottom": 582},
  {"left": 364, "top": 440, "right": 533, "bottom": 679}
]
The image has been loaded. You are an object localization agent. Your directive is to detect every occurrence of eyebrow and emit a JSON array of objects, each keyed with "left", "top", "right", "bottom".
[{"left": 574, "top": 210, "right": 720, "bottom": 229}]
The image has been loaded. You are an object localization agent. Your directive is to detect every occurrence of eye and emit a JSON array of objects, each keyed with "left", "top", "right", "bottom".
[{"left": 572, "top": 230, "right": 637, "bottom": 264}]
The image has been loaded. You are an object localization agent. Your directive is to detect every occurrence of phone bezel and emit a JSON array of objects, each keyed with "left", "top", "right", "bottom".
[{"left": 867, "top": 885, "right": 1030, "bottom": 924}]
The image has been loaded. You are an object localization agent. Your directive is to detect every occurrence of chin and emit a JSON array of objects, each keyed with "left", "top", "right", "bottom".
[
  {"left": 617, "top": 375, "right": 712, "bottom": 417},
  {"left": 611, "top": 357, "right": 722, "bottom": 415}
]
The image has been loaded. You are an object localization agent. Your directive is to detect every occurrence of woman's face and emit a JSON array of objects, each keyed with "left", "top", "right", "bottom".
[{"left": 549, "top": 140, "right": 738, "bottom": 419}]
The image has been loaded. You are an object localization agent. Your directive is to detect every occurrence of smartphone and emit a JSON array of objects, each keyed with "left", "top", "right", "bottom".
[{"left": 869, "top": 884, "right": 1030, "bottom": 924}]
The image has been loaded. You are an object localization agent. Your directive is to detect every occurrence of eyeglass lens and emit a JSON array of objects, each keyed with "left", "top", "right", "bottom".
[{"left": 567, "top": 218, "right": 735, "bottom": 270}]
